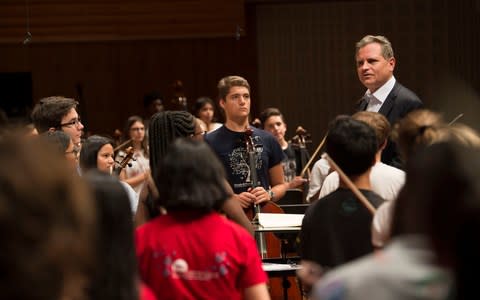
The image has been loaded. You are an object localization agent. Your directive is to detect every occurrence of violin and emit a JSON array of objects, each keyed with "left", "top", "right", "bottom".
[
  {"left": 114, "top": 146, "right": 135, "bottom": 176},
  {"left": 291, "top": 126, "right": 312, "bottom": 149}
]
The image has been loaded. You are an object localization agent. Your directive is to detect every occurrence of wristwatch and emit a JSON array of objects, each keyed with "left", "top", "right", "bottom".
[{"left": 267, "top": 189, "right": 275, "bottom": 201}]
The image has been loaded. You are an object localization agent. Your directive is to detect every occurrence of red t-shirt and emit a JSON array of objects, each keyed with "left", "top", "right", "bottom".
[
  {"left": 136, "top": 211, "right": 267, "bottom": 300},
  {"left": 139, "top": 282, "right": 157, "bottom": 300}
]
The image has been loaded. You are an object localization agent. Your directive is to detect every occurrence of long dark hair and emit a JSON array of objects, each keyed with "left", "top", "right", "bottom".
[
  {"left": 84, "top": 171, "right": 138, "bottom": 300},
  {"left": 80, "top": 135, "right": 113, "bottom": 171},
  {"left": 156, "top": 139, "right": 229, "bottom": 212}
]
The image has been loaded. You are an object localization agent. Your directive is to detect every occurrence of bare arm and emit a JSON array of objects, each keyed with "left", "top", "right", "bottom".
[
  {"left": 244, "top": 283, "right": 270, "bottom": 300},
  {"left": 250, "top": 163, "right": 289, "bottom": 204},
  {"left": 268, "top": 163, "right": 289, "bottom": 202}
]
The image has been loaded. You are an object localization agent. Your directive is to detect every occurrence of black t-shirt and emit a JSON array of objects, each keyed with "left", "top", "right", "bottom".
[
  {"left": 300, "top": 188, "right": 385, "bottom": 268},
  {"left": 204, "top": 126, "right": 284, "bottom": 194}
]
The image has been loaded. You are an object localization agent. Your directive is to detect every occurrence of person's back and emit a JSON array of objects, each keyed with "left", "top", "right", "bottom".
[
  {"left": 300, "top": 116, "right": 384, "bottom": 270},
  {"left": 136, "top": 211, "right": 264, "bottom": 299},
  {"left": 301, "top": 188, "right": 384, "bottom": 268},
  {"left": 135, "top": 139, "right": 269, "bottom": 300}
]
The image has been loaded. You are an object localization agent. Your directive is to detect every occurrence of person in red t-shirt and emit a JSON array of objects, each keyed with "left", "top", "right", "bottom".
[{"left": 135, "top": 139, "right": 269, "bottom": 300}]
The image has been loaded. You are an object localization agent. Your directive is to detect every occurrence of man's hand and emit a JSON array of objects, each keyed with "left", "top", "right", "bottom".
[
  {"left": 249, "top": 187, "right": 271, "bottom": 205},
  {"left": 237, "top": 192, "right": 257, "bottom": 208},
  {"left": 288, "top": 176, "right": 308, "bottom": 189}
]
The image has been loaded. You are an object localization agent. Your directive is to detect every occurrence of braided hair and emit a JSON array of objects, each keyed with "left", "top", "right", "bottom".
[{"left": 148, "top": 111, "right": 196, "bottom": 176}]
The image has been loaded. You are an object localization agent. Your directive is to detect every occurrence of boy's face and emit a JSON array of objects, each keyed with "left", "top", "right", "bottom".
[{"left": 220, "top": 86, "right": 250, "bottom": 121}]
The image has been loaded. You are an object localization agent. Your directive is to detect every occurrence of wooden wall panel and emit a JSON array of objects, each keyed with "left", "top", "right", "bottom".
[
  {"left": 0, "top": 0, "right": 245, "bottom": 43},
  {"left": 0, "top": 36, "right": 258, "bottom": 134},
  {"left": 254, "top": 0, "right": 479, "bottom": 150}
]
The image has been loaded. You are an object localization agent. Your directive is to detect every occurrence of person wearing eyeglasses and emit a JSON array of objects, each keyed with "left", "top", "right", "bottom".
[
  {"left": 31, "top": 96, "right": 84, "bottom": 150},
  {"left": 41, "top": 130, "right": 79, "bottom": 172},
  {"left": 116, "top": 115, "right": 150, "bottom": 194}
]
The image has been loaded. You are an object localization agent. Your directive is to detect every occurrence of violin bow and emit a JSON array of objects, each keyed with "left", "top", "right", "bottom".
[
  {"left": 448, "top": 113, "right": 464, "bottom": 126},
  {"left": 113, "top": 139, "right": 132, "bottom": 152},
  {"left": 300, "top": 132, "right": 328, "bottom": 177},
  {"left": 324, "top": 153, "right": 376, "bottom": 215}
]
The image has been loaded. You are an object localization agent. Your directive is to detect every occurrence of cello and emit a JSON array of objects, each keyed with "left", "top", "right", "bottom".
[{"left": 244, "top": 128, "right": 302, "bottom": 300}]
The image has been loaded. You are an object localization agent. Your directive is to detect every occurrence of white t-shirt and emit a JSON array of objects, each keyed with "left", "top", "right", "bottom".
[{"left": 319, "top": 162, "right": 405, "bottom": 202}]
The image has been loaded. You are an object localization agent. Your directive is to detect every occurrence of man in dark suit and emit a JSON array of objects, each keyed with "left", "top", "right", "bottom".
[{"left": 355, "top": 35, "right": 423, "bottom": 168}]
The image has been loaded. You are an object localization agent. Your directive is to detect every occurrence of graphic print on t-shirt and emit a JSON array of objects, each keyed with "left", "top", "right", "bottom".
[
  {"left": 160, "top": 251, "right": 231, "bottom": 281},
  {"left": 229, "top": 136, "right": 263, "bottom": 190}
]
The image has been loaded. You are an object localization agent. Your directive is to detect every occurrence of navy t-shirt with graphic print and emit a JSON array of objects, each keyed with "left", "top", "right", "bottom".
[{"left": 205, "top": 126, "right": 284, "bottom": 194}]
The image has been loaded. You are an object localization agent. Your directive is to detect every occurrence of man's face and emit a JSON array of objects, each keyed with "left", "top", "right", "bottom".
[
  {"left": 356, "top": 42, "right": 395, "bottom": 92},
  {"left": 220, "top": 86, "right": 250, "bottom": 121},
  {"left": 60, "top": 108, "right": 84, "bottom": 145},
  {"left": 263, "top": 115, "right": 287, "bottom": 142}
]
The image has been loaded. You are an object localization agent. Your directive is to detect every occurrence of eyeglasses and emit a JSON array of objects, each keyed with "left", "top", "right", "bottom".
[{"left": 60, "top": 118, "right": 82, "bottom": 128}]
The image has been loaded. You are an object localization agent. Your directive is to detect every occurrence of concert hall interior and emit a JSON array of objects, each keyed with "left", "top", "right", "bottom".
[{"left": 1, "top": 1, "right": 479, "bottom": 300}]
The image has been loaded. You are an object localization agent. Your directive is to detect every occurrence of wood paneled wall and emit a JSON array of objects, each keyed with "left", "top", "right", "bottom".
[
  {"left": 0, "top": 0, "right": 244, "bottom": 43},
  {"left": 0, "top": 1, "right": 254, "bottom": 134},
  {"left": 1, "top": 0, "right": 479, "bottom": 139},
  {"left": 255, "top": 0, "right": 480, "bottom": 150}
]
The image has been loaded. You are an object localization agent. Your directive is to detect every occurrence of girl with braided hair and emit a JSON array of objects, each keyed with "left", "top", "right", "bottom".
[{"left": 135, "top": 111, "right": 253, "bottom": 234}]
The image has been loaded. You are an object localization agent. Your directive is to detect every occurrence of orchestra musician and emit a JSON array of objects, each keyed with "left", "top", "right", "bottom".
[
  {"left": 299, "top": 116, "right": 385, "bottom": 292},
  {"left": 193, "top": 96, "right": 223, "bottom": 133},
  {"left": 135, "top": 110, "right": 253, "bottom": 235},
  {"left": 259, "top": 107, "right": 308, "bottom": 189},
  {"left": 31, "top": 96, "right": 85, "bottom": 152},
  {"left": 135, "top": 139, "right": 270, "bottom": 300},
  {"left": 79, "top": 135, "right": 139, "bottom": 216},
  {"left": 115, "top": 115, "right": 150, "bottom": 195},
  {"left": 204, "top": 76, "right": 292, "bottom": 210}
]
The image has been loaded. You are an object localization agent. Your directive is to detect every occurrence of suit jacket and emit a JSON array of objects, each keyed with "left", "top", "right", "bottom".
[{"left": 356, "top": 81, "right": 423, "bottom": 168}]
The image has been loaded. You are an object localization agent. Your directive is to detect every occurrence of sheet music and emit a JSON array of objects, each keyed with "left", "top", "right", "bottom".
[
  {"left": 258, "top": 213, "right": 304, "bottom": 227},
  {"left": 262, "top": 262, "right": 302, "bottom": 272}
]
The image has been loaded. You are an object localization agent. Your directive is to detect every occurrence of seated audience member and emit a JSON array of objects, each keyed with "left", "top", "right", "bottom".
[
  {"left": 136, "top": 139, "right": 269, "bottom": 300},
  {"left": 136, "top": 111, "right": 252, "bottom": 234},
  {"left": 0, "top": 133, "right": 95, "bottom": 300},
  {"left": 115, "top": 115, "right": 150, "bottom": 194},
  {"left": 299, "top": 116, "right": 385, "bottom": 290},
  {"left": 319, "top": 112, "right": 405, "bottom": 202},
  {"left": 193, "top": 96, "right": 223, "bottom": 132},
  {"left": 260, "top": 107, "right": 307, "bottom": 189},
  {"left": 84, "top": 171, "right": 156, "bottom": 300},
  {"left": 313, "top": 138, "right": 480, "bottom": 300},
  {"left": 31, "top": 96, "right": 84, "bottom": 150},
  {"left": 80, "top": 135, "right": 139, "bottom": 214}
]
